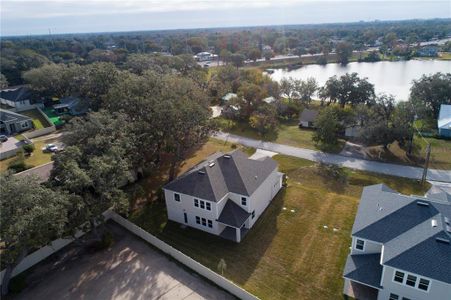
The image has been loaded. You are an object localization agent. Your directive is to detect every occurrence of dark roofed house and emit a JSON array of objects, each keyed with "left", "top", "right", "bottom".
[
  {"left": 163, "top": 150, "right": 283, "bottom": 242},
  {"left": 0, "top": 86, "right": 33, "bottom": 110},
  {"left": 299, "top": 109, "right": 319, "bottom": 128},
  {"left": 0, "top": 109, "right": 33, "bottom": 135},
  {"left": 53, "top": 97, "right": 88, "bottom": 116},
  {"left": 343, "top": 184, "right": 451, "bottom": 300}
]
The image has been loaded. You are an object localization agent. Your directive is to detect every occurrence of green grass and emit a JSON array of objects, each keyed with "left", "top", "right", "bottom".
[
  {"left": 438, "top": 52, "right": 451, "bottom": 60},
  {"left": 216, "top": 117, "right": 344, "bottom": 153},
  {"left": 42, "top": 108, "right": 65, "bottom": 126},
  {"left": 128, "top": 139, "right": 429, "bottom": 300},
  {"left": 20, "top": 109, "right": 51, "bottom": 130},
  {"left": 0, "top": 140, "right": 54, "bottom": 172}
]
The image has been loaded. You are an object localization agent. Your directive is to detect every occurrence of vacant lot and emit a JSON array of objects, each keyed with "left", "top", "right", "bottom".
[{"left": 129, "top": 139, "right": 429, "bottom": 300}]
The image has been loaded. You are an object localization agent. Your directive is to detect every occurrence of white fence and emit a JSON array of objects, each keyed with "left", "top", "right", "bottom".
[
  {"left": 107, "top": 211, "right": 260, "bottom": 300},
  {"left": 1, "top": 210, "right": 261, "bottom": 300}
]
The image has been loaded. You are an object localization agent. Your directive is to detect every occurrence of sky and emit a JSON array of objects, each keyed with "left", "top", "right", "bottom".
[{"left": 1, "top": 0, "right": 450, "bottom": 36}]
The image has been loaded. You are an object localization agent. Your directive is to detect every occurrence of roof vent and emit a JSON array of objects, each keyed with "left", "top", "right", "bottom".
[
  {"left": 209, "top": 162, "right": 215, "bottom": 168},
  {"left": 436, "top": 237, "right": 450, "bottom": 244},
  {"left": 224, "top": 154, "right": 231, "bottom": 159},
  {"left": 416, "top": 201, "right": 429, "bottom": 207},
  {"left": 431, "top": 219, "right": 438, "bottom": 227},
  {"left": 198, "top": 170, "right": 206, "bottom": 175}
]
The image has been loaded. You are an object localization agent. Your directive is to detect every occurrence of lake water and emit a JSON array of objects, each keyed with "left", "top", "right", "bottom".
[{"left": 270, "top": 60, "right": 451, "bottom": 101}]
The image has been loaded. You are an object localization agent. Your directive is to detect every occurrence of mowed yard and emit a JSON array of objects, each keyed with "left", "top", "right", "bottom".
[{"left": 129, "top": 138, "right": 429, "bottom": 300}]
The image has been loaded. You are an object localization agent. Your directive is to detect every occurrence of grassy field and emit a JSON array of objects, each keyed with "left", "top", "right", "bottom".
[
  {"left": 20, "top": 109, "right": 51, "bottom": 130},
  {"left": 0, "top": 140, "right": 54, "bottom": 172},
  {"left": 129, "top": 138, "right": 429, "bottom": 300},
  {"left": 216, "top": 117, "right": 344, "bottom": 153}
]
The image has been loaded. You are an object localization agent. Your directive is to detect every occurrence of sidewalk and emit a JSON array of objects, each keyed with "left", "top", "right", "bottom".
[{"left": 214, "top": 132, "right": 451, "bottom": 183}]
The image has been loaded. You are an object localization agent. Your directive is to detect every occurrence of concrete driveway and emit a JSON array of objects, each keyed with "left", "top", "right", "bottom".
[{"left": 14, "top": 223, "right": 234, "bottom": 300}]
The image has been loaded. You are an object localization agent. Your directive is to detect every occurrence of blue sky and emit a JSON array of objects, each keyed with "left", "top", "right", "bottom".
[{"left": 1, "top": 0, "right": 450, "bottom": 36}]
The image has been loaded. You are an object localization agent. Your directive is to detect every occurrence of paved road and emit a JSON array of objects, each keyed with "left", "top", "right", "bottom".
[
  {"left": 214, "top": 132, "right": 451, "bottom": 183},
  {"left": 14, "top": 222, "right": 234, "bottom": 300}
]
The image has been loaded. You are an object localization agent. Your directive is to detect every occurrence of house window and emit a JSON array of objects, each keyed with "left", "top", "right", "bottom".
[
  {"left": 402, "top": 298, "right": 411, "bottom": 300},
  {"left": 394, "top": 271, "right": 405, "bottom": 283},
  {"left": 194, "top": 199, "right": 199, "bottom": 207},
  {"left": 355, "top": 239, "right": 365, "bottom": 250},
  {"left": 195, "top": 216, "right": 200, "bottom": 224},
  {"left": 21, "top": 122, "right": 28, "bottom": 128},
  {"left": 200, "top": 200, "right": 205, "bottom": 209},
  {"left": 406, "top": 274, "right": 417, "bottom": 287},
  {"left": 418, "top": 278, "right": 430, "bottom": 291},
  {"left": 206, "top": 202, "right": 211, "bottom": 211},
  {"left": 174, "top": 193, "right": 180, "bottom": 202},
  {"left": 241, "top": 197, "right": 247, "bottom": 206},
  {"left": 202, "top": 218, "right": 207, "bottom": 226},
  {"left": 389, "top": 294, "right": 399, "bottom": 300},
  {"left": 252, "top": 210, "right": 255, "bottom": 219},
  {"left": 207, "top": 220, "right": 212, "bottom": 228}
]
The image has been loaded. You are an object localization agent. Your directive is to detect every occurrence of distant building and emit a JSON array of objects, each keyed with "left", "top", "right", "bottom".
[
  {"left": 263, "top": 96, "right": 276, "bottom": 104},
  {"left": 343, "top": 184, "right": 451, "bottom": 300},
  {"left": 0, "top": 86, "right": 33, "bottom": 111},
  {"left": 416, "top": 46, "right": 439, "bottom": 57},
  {"left": 53, "top": 97, "right": 87, "bottom": 116},
  {"left": 0, "top": 109, "right": 33, "bottom": 135},
  {"left": 163, "top": 150, "right": 283, "bottom": 243},
  {"left": 221, "top": 93, "right": 238, "bottom": 105},
  {"left": 438, "top": 104, "right": 451, "bottom": 138},
  {"left": 299, "top": 109, "right": 319, "bottom": 128},
  {"left": 194, "top": 52, "right": 218, "bottom": 62}
]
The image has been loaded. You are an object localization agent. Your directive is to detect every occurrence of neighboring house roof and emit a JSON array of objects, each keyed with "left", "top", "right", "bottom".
[
  {"left": 299, "top": 109, "right": 319, "bottom": 123},
  {"left": 217, "top": 199, "right": 251, "bottom": 227},
  {"left": 343, "top": 254, "right": 383, "bottom": 289},
  {"left": 53, "top": 96, "right": 88, "bottom": 115},
  {"left": 438, "top": 104, "right": 451, "bottom": 130},
  {"left": 222, "top": 93, "right": 237, "bottom": 102},
  {"left": 0, "top": 86, "right": 31, "bottom": 102},
  {"left": 164, "top": 150, "right": 278, "bottom": 202},
  {"left": 351, "top": 184, "right": 451, "bottom": 284},
  {"left": 0, "top": 109, "right": 32, "bottom": 123}
]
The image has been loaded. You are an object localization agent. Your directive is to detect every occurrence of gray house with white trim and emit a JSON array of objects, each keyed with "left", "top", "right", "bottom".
[
  {"left": 343, "top": 184, "right": 451, "bottom": 300},
  {"left": 0, "top": 109, "right": 33, "bottom": 135},
  {"left": 163, "top": 150, "right": 283, "bottom": 242}
]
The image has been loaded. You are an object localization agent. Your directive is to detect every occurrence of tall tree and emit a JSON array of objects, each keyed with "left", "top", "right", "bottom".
[
  {"left": 0, "top": 174, "right": 69, "bottom": 295},
  {"left": 409, "top": 72, "right": 451, "bottom": 120},
  {"left": 335, "top": 42, "right": 353, "bottom": 64}
]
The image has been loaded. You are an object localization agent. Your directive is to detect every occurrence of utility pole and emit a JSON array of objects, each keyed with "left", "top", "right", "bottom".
[{"left": 421, "top": 144, "right": 431, "bottom": 184}]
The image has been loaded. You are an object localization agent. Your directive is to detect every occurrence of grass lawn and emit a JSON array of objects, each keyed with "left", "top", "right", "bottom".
[
  {"left": 0, "top": 140, "right": 54, "bottom": 172},
  {"left": 438, "top": 52, "right": 451, "bottom": 60},
  {"left": 128, "top": 138, "right": 429, "bottom": 300},
  {"left": 216, "top": 117, "right": 344, "bottom": 153},
  {"left": 20, "top": 109, "right": 51, "bottom": 130}
]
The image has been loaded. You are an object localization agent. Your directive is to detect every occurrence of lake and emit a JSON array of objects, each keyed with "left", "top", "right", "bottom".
[{"left": 270, "top": 59, "right": 451, "bottom": 101}]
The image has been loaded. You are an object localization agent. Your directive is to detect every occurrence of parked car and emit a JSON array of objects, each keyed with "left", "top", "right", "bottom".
[
  {"left": 0, "top": 135, "right": 8, "bottom": 142},
  {"left": 42, "top": 143, "right": 59, "bottom": 153}
]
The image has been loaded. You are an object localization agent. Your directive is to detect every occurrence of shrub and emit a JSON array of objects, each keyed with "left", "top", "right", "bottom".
[
  {"left": 22, "top": 143, "right": 35, "bottom": 154},
  {"left": 8, "top": 151, "right": 31, "bottom": 173},
  {"left": 317, "top": 162, "right": 348, "bottom": 184}
]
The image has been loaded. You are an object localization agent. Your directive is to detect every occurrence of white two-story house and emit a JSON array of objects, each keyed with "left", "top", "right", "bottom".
[
  {"left": 343, "top": 184, "right": 451, "bottom": 300},
  {"left": 163, "top": 150, "right": 283, "bottom": 242}
]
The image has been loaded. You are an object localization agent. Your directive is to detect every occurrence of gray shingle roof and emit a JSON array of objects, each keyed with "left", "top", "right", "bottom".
[
  {"left": 164, "top": 150, "right": 278, "bottom": 202},
  {"left": 344, "top": 254, "right": 383, "bottom": 288},
  {"left": 0, "top": 87, "right": 31, "bottom": 102},
  {"left": 299, "top": 109, "right": 319, "bottom": 123},
  {"left": 217, "top": 199, "right": 251, "bottom": 228},
  {"left": 351, "top": 184, "right": 451, "bottom": 284},
  {"left": 0, "top": 109, "right": 32, "bottom": 123}
]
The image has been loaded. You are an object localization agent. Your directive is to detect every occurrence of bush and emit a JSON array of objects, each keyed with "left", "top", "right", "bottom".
[
  {"left": 22, "top": 143, "right": 35, "bottom": 154},
  {"left": 317, "top": 162, "right": 348, "bottom": 184},
  {"left": 8, "top": 151, "right": 31, "bottom": 173}
]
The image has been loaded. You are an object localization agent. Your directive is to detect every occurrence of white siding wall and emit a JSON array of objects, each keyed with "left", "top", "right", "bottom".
[
  {"left": 163, "top": 189, "right": 220, "bottom": 235},
  {"left": 350, "top": 237, "right": 382, "bottom": 255},
  {"left": 378, "top": 266, "right": 450, "bottom": 300},
  {"left": 248, "top": 169, "right": 283, "bottom": 228}
]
